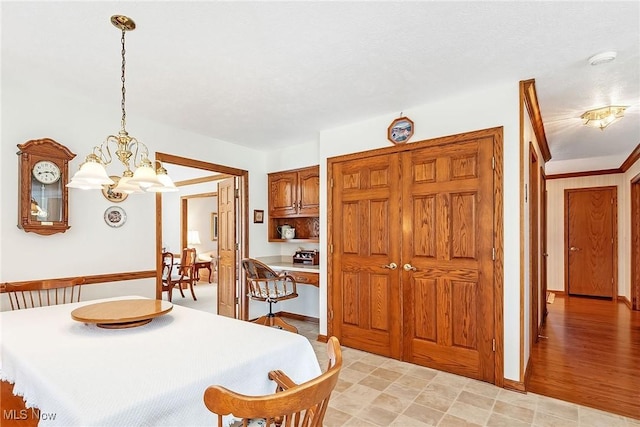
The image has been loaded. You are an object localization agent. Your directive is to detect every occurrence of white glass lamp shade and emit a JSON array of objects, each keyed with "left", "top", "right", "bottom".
[
  {"left": 66, "top": 180, "right": 105, "bottom": 190},
  {"left": 67, "top": 159, "right": 114, "bottom": 187},
  {"left": 113, "top": 175, "right": 143, "bottom": 194},
  {"left": 128, "top": 164, "right": 162, "bottom": 189},
  {"left": 147, "top": 173, "right": 178, "bottom": 192},
  {"left": 187, "top": 230, "right": 201, "bottom": 245}
]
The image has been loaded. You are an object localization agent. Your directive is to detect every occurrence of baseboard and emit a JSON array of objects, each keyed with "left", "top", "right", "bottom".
[
  {"left": 276, "top": 311, "right": 319, "bottom": 324},
  {"left": 503, "top": 378, "right": 526, "bottom": 393},
  {"left": 548, "top": 289, "right": 566, "bottom": 296},
  {"left": 618, "top": 295, "right": 632, "bottom": 310}
]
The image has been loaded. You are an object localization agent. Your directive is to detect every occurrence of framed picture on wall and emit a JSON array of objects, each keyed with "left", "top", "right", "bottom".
[
  {"left": 254, "top": 209, "right": 264, "bottom": 223},
  {"left": 211, "top": 212, "right": 218, "bottom": 241}
]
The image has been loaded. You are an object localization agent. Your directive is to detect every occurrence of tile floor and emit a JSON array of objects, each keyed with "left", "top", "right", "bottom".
[
  {"left": 172, "top": 285, "right": 639, "bottom": 426},
  {"left": 289, "top": 319, "right": 640, "bottom": 427}
]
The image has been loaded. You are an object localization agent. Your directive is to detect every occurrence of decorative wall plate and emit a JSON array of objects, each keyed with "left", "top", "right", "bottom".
[
  {"left": 387, "top": 116, "right": 414, "bottom": 144},
  {"left": 104, "top": 206, "right": 126, "bottom": 228},
  {"left": 101, "top": 176, "right": 128, "bottom": 203}
]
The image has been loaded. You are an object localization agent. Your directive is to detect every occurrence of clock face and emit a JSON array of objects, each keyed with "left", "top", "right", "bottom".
[{"left": 32, "top": 160, "right": 61, "bottom": 184}]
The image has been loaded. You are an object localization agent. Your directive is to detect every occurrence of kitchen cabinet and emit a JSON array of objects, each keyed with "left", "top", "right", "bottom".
[{"left": 268, "top": 166, "right": 319, "bottom": 242}]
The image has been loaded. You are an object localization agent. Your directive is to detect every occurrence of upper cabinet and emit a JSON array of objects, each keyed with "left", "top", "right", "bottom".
[
  {"left": 268, "top": 166, "right": 319, "bottom": 217},
  {"left": 268, "top": 165, "right": 319, "bottom": 242}
]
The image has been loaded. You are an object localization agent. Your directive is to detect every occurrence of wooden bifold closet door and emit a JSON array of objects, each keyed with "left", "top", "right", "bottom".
[{"left": 330, "top": 130, "right": 497, "bottom": 383}]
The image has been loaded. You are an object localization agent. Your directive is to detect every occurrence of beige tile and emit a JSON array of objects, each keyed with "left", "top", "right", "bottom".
[
  {"left": 486, "top": 412, "right": 532, "bottom": 427},
  {"left": 334, "top": 377, "right": 355, "bottom": 393},
  {"left": 438, "top": 414, "right": 483, "bottom": 427},
  {"left": 324, "top": 407, "right": 353, "bottom": 427},
  {"left": 339, "top": 367, "right": 369, "bottom": 384},
  {"left": 496, "top": 389, "right": 538, "bottom": 411},
  {"left": 385, "top": 382, "right": 423, "bottom": 401},
  {"left": 578, "top": 406, "right": 629, "bottom": 427},
  {"left": 356, "top": 405, "right": 400, "bottom": 426},
  {"left": 358, "top": 374, "right": 393, "bottom": 391},
  {"left": 463, "top": 380, "right": 502, "bottom": 399},
  {"left": 431, "top": 371, "right": 470, "bottom": 386},
  {"left": 331, "top": 393, "right": 373, "bottom": 417},
  {"left": 360, "top": 352, "right": 393, "bottom": 366},
  {"left": 402, "top": 402, "right": 446, "bottom": 425},
  {"left": 456, "top": 390, "right": 495, "bottom": 411},
  {"left": 536, "top": 396, "right": 579, "bottom": 421},
  {"left": 380, "top": 358, "right": 417, "bottom": 375},
  {"left": 349, "top": 361, "right": 379, "bottom": 374},
  {"left": 370, "top": 366, "right": 404, "bottom": 382},
  {"left": 395, "top": 373, "right": 432, "bottom": 390},
  {"left": 344, "top": 416, "right": 378, "bottom": 426},
  {"left": 407, "top": 365, "right": 440, "bottom": 381},
  {"left": 492, "top": 400, "right": 534, "bottom": 423},
  {"left": 389, "top": 413, "right": 433, "bottom": 426},
  {"left": 339, "top": 383, "right": 381, "bottom": 404},
  {"left": 446, "top": 401, "right": 491, "bottom": 425},
  {"left": 532, "top": 411, "right": 579, "bottom": 427},
  {"left": 370, "top": 392, "right": 413, "bottom": 414},
  {"left": 414, "top": 382, "right": 460, "bottom": 412}
]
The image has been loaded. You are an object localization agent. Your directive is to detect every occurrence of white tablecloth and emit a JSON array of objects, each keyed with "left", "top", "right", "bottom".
[{"left": 0, "top": 296, "right": 321, "bottom": 426}]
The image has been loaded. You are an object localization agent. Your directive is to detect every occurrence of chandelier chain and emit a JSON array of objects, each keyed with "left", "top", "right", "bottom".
[{"left": 120, "top": 29, "right": 127, "bottom": 132}]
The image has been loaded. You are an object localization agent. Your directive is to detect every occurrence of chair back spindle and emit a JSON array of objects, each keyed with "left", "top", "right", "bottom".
[{"left": 4, "top": 278, "right": 85, "bottom": 310}]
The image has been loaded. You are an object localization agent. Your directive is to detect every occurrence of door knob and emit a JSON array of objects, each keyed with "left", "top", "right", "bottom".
[
  {"left": 382, "top": 262, "right": 397, "bottom": 270},
  {"left": 403, "top": 263, "right": 417, "bottom": 271},
  {"left": 570, "top": 246, "right": 581, "bottom": 252}
]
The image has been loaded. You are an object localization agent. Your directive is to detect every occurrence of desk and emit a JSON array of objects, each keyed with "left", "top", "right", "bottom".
[{"left": 0, "top": 297, "right": 320, "bottom": 426}]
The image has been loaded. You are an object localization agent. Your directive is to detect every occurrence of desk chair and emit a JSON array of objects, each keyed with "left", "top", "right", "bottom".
[
  {"left": 162, "top": 248, "right": 197, "bottom": 302},
  {"left": 203, "top": 336, "right": 342, "bottom": 427},
  {"left": 241, "top": 258, "right": 298, "bottom": 333},
  {"left": 4, "top": 277, "right": 85, "bottom": 310}
]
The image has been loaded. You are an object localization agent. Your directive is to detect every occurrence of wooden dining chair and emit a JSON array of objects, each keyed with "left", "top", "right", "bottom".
[
  {"left": 203, "top": 336, "right": 342, "bottom": 427},
  {"left": 162, "top": 248, "right": 197, "bottom": 302},
  {"left": 241, "top": 258, "right": 299, "bottom": 333},
  {"left": 4, "top": 277, "right": 85, "bottom": 310}
]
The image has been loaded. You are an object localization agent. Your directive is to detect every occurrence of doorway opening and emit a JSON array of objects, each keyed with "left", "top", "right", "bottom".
[{"left": 154, "top": 152, "right": 249, "bottom": 320}]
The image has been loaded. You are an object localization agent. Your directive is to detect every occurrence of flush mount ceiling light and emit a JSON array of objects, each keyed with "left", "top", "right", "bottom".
[
  {"left": 580, "top": 105, "right": 627, "bottom": 130},
  {"left": 588, "top": 51, "right": 617, "bottom": 66},
  {"left": 67, "top": 15, "right": 177, "bottom": 194}
]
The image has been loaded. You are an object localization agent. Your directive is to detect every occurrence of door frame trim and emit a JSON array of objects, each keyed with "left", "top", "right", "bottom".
[
  {"left": 326, "top": 126, "right": 504, "bottom": 386},
  {"left": 631, "top": 173, "right": 640, "bottom": 310},
  {"left": 154, "top": 152, "right": 250, "bottom": 319}
]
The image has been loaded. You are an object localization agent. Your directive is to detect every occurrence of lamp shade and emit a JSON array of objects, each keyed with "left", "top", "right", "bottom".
[
  {"left": 67, "top": 159, "right": 114, "bottom": 186},
  {"left": 128, "top": 164, "right": 162, "bottom": 189},
  {"left": 147, "top": 173, "right": 178, "bottom": 192},
  {"left": 113, "top": 175, "right": 144, "bottom": 194},
  {"left": 187, "top": 230, "right": 201, "bottom": 245}
]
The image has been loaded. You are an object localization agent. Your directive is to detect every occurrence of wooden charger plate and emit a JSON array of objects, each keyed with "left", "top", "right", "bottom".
[{"left": 71, "top": 299, "right": 173, "bottom": 329}]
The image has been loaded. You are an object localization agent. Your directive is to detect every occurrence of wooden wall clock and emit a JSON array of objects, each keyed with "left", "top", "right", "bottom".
[{"left": 17, "top": 138, "right": 76, "bottom": 235}]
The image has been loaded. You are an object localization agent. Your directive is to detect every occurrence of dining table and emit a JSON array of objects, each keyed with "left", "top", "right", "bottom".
[{"left": 0, "top": 296, "right": 321, "bottom": 426}]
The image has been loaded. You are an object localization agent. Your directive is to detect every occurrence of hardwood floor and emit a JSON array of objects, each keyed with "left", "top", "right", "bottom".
[{"left": 528, "top": 295, "right": 640, "bottom": 420}]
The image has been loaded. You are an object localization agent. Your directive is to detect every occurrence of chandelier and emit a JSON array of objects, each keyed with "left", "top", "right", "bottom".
[
  {"left": 580, "top": 105, "right": 627, "bottom": 130},
  {"left": 67, "top": 15, "right": 177, "bottom": 193}
]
